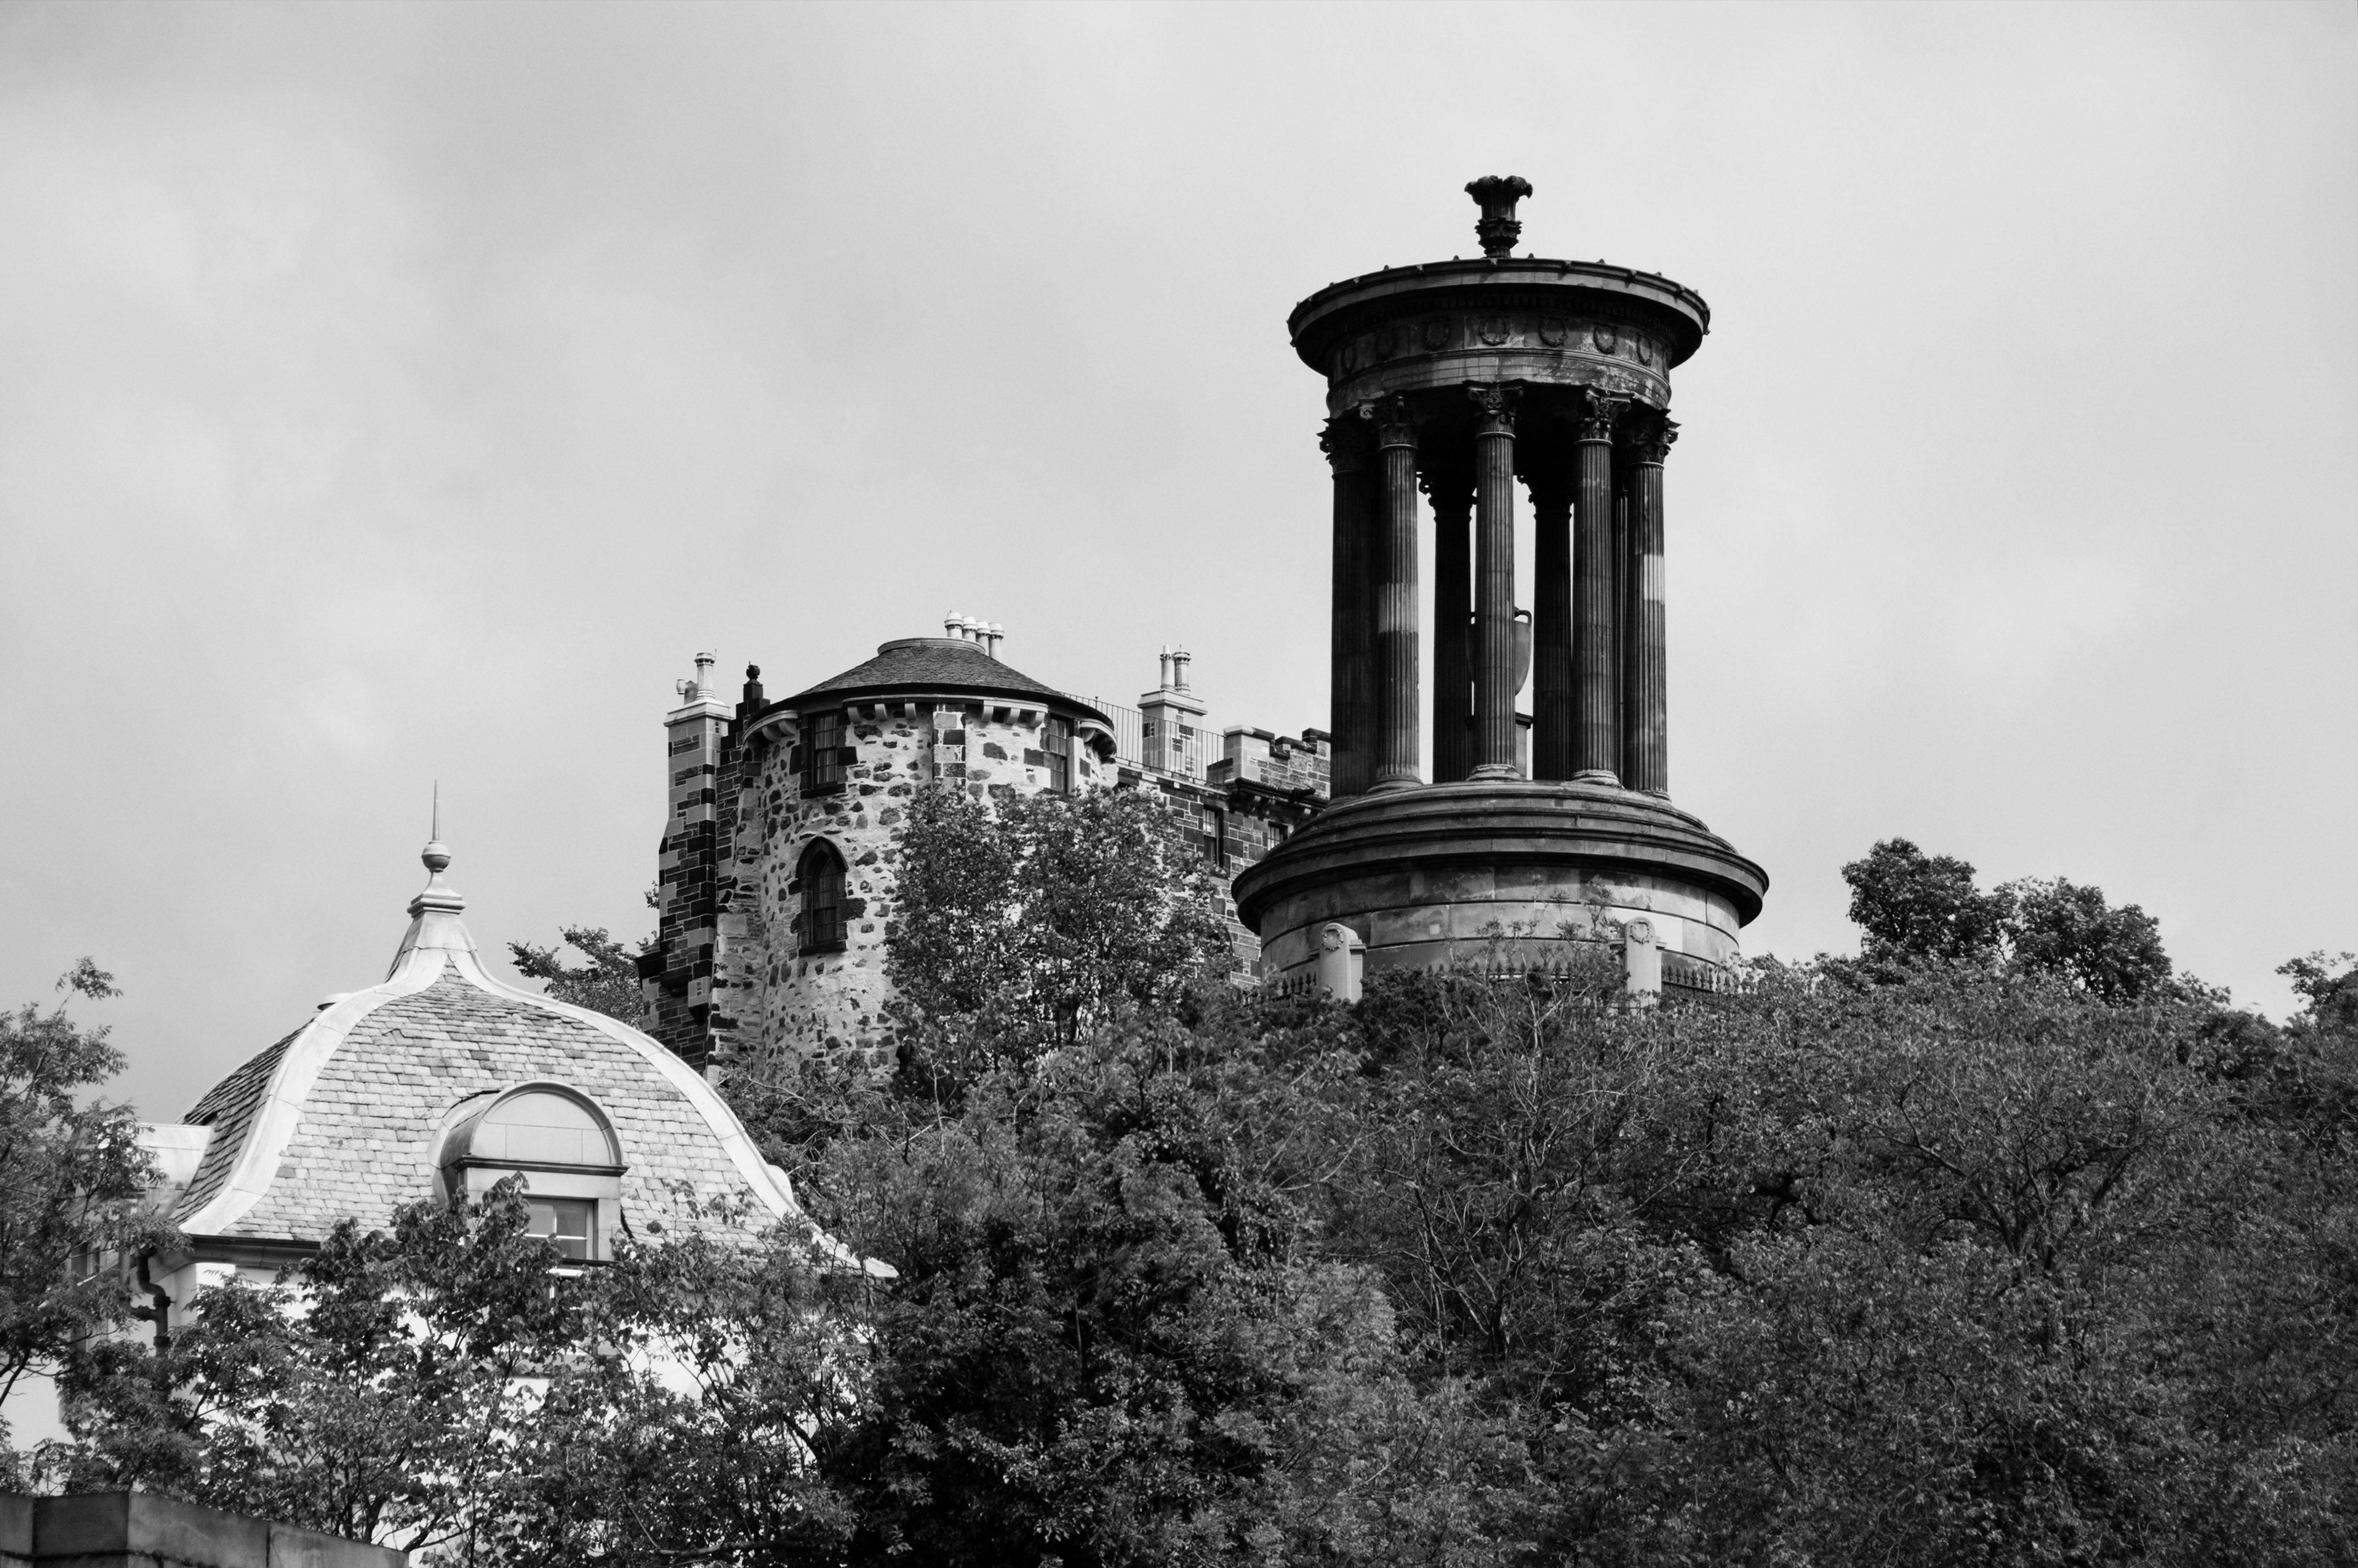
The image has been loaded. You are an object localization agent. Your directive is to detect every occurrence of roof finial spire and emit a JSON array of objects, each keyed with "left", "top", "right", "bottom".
[
  {"left": 390, "top": 801, "right": 472, "bottom": 978},
  {"left": 1465, "top": 175, "right": 1533, "bottom": 259},
  {"left": 415, "top": 789, "right": 460, "bottom": 913}
]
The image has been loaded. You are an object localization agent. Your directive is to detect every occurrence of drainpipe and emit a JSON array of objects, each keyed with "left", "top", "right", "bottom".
[{"left": 134, "top": 1253, "right": 173, "bottom": 1353}]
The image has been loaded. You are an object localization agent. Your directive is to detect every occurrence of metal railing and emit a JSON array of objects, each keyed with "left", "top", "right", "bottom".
[{"left": 1074, "top": 694, "right": 1210, "bottom": 781}]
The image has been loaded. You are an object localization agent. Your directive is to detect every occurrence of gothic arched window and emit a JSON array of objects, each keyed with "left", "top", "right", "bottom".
[{"left": 798, "top": 839, "right": 847, "bottom": 954}]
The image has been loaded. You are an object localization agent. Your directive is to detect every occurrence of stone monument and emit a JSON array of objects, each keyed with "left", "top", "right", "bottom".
[{"left": 1233, "top": 177, "right": 1767, "bottom": 994}]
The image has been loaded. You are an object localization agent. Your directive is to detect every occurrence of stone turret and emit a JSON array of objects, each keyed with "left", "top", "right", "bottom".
[{"left": 645, "top": 625, "right": 1118, "bottom": 1073}]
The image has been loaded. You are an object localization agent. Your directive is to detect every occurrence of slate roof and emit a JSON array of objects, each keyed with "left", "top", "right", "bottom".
[
  {"left": 168, "top": 849, "right": 829, "bottom": 1258},
  {"left": 781, "top": 637, "right": 1104, "bottom": 721},
  {"left": 179, "top": 1027, "right": 300, "bottom": 1220}
]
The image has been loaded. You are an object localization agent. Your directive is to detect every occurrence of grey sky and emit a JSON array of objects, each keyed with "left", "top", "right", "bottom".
[{"left": 2, "top": 1, "right": 2351, "bottom": 1123}]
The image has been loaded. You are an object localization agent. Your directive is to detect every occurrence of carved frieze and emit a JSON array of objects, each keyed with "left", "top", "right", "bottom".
[{"left": 1325, "top": 306, "right": 1672, "bottom": 410}]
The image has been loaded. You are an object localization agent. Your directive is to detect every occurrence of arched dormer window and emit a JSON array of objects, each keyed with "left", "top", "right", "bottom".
[
  {"left": 438, "top": 1084, "right": 625, "bottom": 1261},
  {"left": 798, "top": 839, "right": 847, "bottom": 954}
]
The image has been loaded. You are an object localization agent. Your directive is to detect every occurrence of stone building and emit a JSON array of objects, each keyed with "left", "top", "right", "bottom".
[
  {"left": 135, "top": 840, "right": 858, "bottom": 1340},
  {"left": 640, "top": 622, "right": 1328, "bottom": 1073}
]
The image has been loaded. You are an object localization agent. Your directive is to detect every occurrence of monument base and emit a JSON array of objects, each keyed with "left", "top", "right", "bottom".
[{"left": 1232, "top": 780, "right": 1768, "bottom": 988}]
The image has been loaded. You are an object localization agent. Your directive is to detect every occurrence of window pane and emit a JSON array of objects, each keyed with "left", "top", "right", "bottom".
[
  {"left": 802, "top": 842, "right": 846, "bottom": 951},
  {"left": 804, "top": 713, "right": 846, "bottom": 791},
  {"left": 527, "top": 1198, "right": 595, "bottom": 1260}
]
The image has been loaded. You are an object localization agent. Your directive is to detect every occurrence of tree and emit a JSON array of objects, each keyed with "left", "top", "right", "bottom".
[
  {"left": 55, "top": 1181, "right": 864, "bottom": 1565},
  {"left": 885, "top": 784, "right": 1233, "bottom": 1082},
  {"left": 2281, "top": 950, "right": 2358, "bottom": 1037},
  {"left": 508, "top": 926, "right": 650, "bottom": 1025},
  {"left": 1842, "top": 840, "right": 2182, "bottom": 1005},
  {"left": 57, "top": 1182, "right": 594, "bottom": 1554},
  {"left": 1999, "top": 874, "right": 2176, "bottom": 1004},
  {"left": 797, "top": 1002, "right": 1534, "bottom": 1567},
  {"left": 0, "top": 960, "right": 167, "bottom": 1471},
  {"left": 1840, "top": 838, "right": 2015, "bottom": 966}
]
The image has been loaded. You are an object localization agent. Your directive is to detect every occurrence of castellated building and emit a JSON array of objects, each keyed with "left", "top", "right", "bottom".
[{"left": 641, "top": 620, "right": 1331, "bottom": 1074}]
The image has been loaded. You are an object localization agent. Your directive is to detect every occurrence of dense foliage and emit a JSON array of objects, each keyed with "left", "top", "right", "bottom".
[
  {"left": 26, "top": 806, "right": 2358, "bottom": 1564},
  {"left": 884, "top": 784, "right": 1233, "bottom": 1078},
  {"left": 1841, "top": 838, "right": 2179, "bottom": 1002},
  {"left": 0, "top": 961, "right": 167, "bottom": 1476},
  {"left": 51, "top": 1183, "right": 865, "bottom": 1564}
]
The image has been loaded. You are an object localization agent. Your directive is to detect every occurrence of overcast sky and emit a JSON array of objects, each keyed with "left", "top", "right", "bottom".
[{"left": 2, "top": 1, "right": 2351, "bottom": 1122}]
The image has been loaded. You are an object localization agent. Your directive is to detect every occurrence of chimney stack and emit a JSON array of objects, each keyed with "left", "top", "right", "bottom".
[{"left": 675, "top": 650, "right": 719, "bottom": 703}]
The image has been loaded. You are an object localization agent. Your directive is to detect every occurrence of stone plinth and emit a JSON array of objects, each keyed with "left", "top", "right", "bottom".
[{"left": 1233, "top": 781, "right": 1765, "bottom": 986}]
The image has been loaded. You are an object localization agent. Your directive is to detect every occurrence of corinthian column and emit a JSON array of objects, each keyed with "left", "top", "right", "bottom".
[
  {"left": 1468, "top": 382, "right": 1521, "bottom": 781},
  {"left": 1322, "top": 415, "right": 1377, "bottom": 798},
  {"left": 1572, "top": 389, "right": 1628, "bottom": 783},
  {"left": 1424, "top": 458, "right": 1473, "bottom": 784},
  {"left": 1368, "top": 396, "right": 1422, "bottom": 792},
  {"left": 1625, "top": 412, "right": 1677, "bottom": 797},
  {"left": 1528, "top": 431, "right": 1575, "bottom": 780}
]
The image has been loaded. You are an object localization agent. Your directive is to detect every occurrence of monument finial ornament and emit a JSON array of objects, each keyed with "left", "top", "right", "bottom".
[{"left": 1465, "top": 175, "right": 1534, "bottom": 259}]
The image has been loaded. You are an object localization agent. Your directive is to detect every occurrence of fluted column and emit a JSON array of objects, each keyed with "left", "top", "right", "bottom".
[
  {"left": 1528, "top": 432, "right": 1575, "bottom": 780},
  {"left": 1469, "top": 383, "right": 1521, "bottom": 780},
  {"left": 1369, "top": 396, "right": 1422, "bottom": 792},
  {"left": 1322, "top": 415, "right": 1378, "bottom": 798},
  {"left": 1572, "top": 390, "right": 1628, "bottom": 783},
  {"left": 1612, "top": 477, "right": 1631, "bottom": 780},
  {"left": 1425, "top": 459, "right": 1474, "bottom": 783},
  {"left": 1625, "top": 413, "right": 1676, "bottom": 796}
]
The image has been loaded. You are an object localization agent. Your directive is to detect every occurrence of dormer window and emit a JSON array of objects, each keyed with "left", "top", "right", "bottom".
[{"left": 438, "top": 1084, "right": 626, "bottom": 1261}]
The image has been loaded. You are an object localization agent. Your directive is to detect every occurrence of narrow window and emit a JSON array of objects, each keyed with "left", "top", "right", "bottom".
[
  {"left": 527, "top": 1197, "right": 596, "bottom": 1260},
  {"left": 803, "top": 711, "right": 846, "bottom": 793},
  {"left": 799, "top": 839, "right": 847, "bottom": 953},
  {"left": 1044, "top": 716, "right": 1072, "bottom": 794}
]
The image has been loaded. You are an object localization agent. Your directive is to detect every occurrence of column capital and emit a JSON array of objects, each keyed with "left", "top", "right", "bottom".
[
  {"left": 1362, "top": 395, "right": 1417, "bottom": 450},
  {"left": 1575, "top": 390, "right": 1630, "bottom": 443},
  {"left": 1320, "top": 414, "right": 1376, "bottom": 475},
  {"left": 1466, "top": 380, "right": 1520, "bottom": 434},
  {"left": 1626, "top": 411, "right": 1679, "bottom": 465}
]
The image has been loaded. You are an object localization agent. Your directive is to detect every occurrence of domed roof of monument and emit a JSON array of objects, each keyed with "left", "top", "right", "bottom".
[{"left": 782, "top": 632, "right": 1106, "bottom": 722}]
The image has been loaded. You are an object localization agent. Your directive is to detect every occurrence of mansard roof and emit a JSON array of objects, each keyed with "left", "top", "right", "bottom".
[
  {"left": 779, "top": 637, "right": 1106, "bottom": 723},
  {"left": 168, "top": 843, "right": 874, "bottom": 1271}
]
